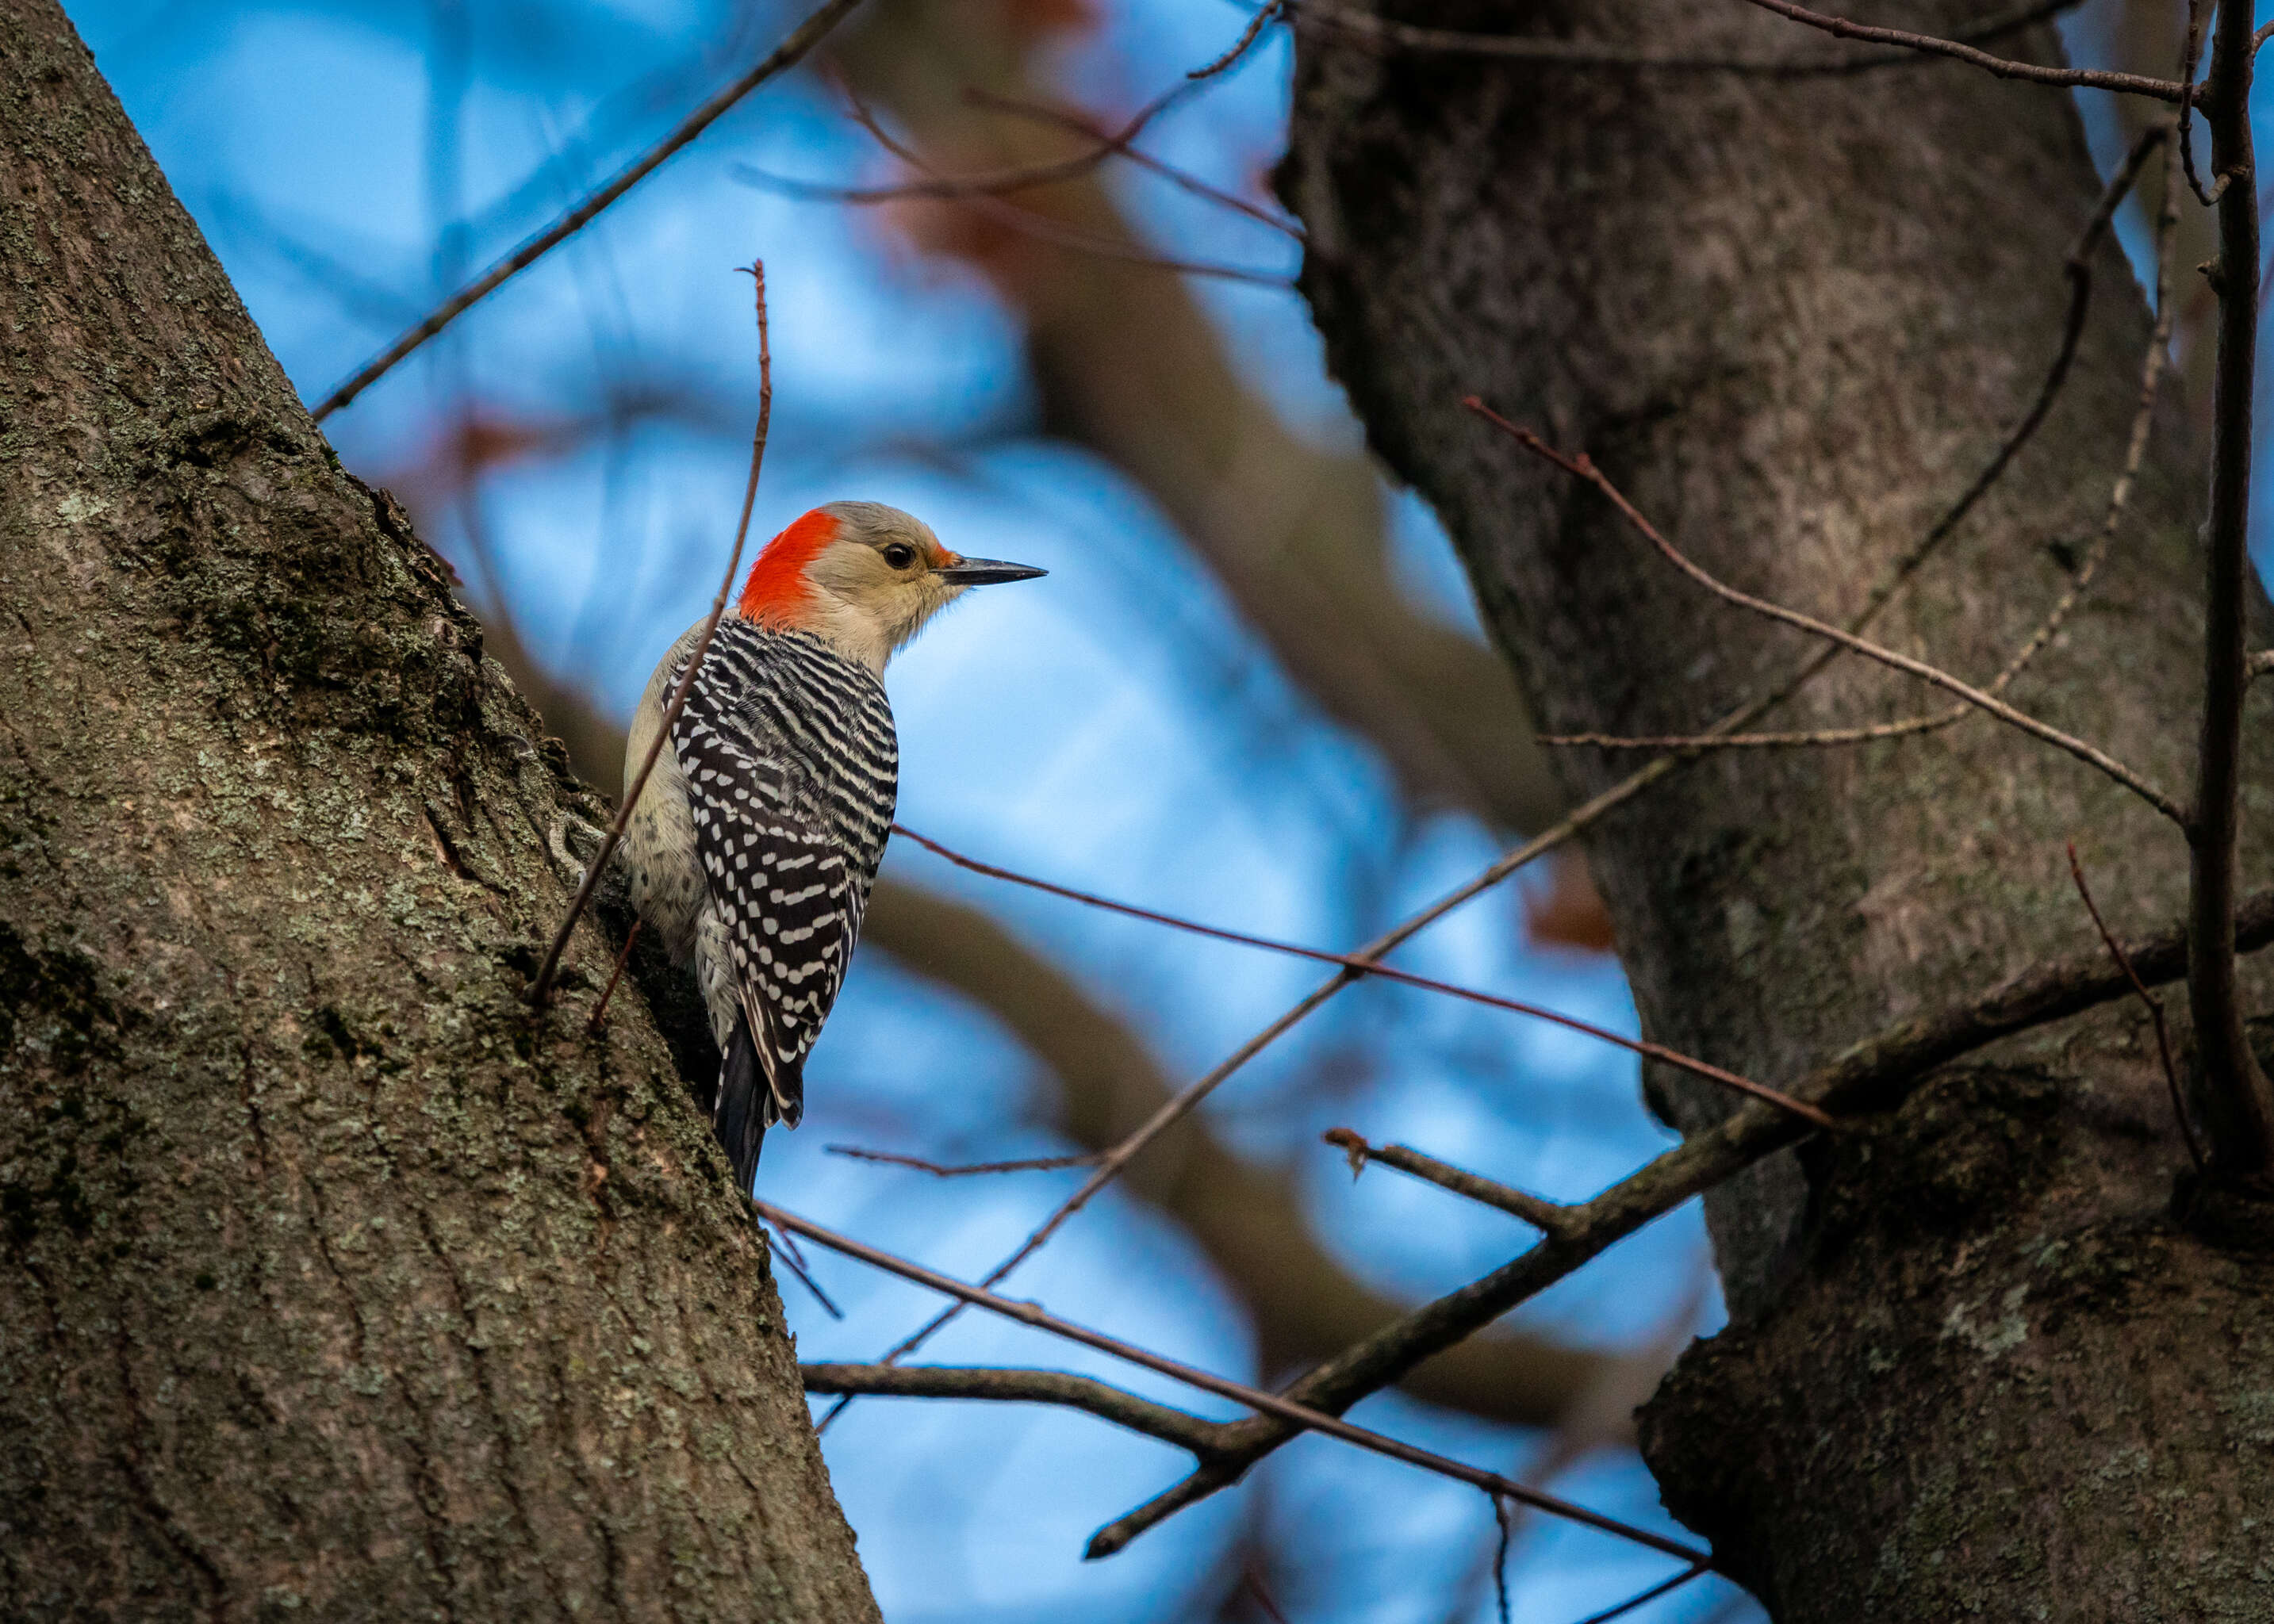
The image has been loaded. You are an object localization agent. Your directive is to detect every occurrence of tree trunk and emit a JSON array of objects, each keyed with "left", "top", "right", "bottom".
[
  {"left": 1283, "top": 2, "right": 2274, "bottom": 1617},
  {"left": 0, "top": 6, "right": 879, "bottom": 1618}
]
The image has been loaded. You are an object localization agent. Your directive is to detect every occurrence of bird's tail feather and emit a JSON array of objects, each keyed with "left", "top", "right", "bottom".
[{"left": 715, "top": 1019, "right": 769, "bottom": 1191}]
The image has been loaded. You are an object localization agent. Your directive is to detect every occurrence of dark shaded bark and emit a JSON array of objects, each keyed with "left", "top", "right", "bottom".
[
  {"left": 1281, "top": 2, "right": 2274, "bottom": 1616},
  {"left": 0, "top": 6, "right": 879, "bottom": 1618}
]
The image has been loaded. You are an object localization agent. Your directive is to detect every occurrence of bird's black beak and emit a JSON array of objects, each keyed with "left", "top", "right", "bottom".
[{"left": 937, "top": 556, "right": 1048, "bottom": 586}]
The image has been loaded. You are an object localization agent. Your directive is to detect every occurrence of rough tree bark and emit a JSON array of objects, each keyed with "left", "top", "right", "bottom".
[
  {"left": 1283, "top": 2, "right": 2274, "bottom": 1618},
  {"left": 0, "top": 6, "right": 880, "bottom": 1618}
]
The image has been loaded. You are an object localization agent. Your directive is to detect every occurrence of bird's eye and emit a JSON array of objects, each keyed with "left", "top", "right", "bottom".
[{"left": 882, "top": 543, "right": 917, "bottom": 571}]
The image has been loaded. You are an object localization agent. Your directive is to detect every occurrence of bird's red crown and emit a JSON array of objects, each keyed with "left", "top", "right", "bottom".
[{"left": 735, "top": 509, "right": 842, "bottom": 627}]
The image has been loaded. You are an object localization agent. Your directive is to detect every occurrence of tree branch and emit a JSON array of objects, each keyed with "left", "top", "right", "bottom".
[
  {"left": 1084, "top": 883, "right": 2274, "bottom": 1555},
  {"left": 799, "top": 1362, "right": 1235, "bottom": 1461},
  {"left": 312, "top": 0, "right": 862, "bottom": 419},
  {"left": 824, "top": 1143, "right": 1102, "bottom": 1176},
  {"left": 2186, "top": 0, "right": 2274, "bottom": 1182},
  {"left": 1320, "top": 1129, "right": 1576, "bottom": 1236},
  {"left": 857, "top": 879, "right": 1612, "bottom": 1428},
  {"left": 2068, "top": 843, "right": 2200, "bottom": 1173},
  {"left": 1472, "top": 405, "right": 2186, "bottom": 825},
  {"left": 892, "top": 822, "right": 1833, "bottom": 1127},
  {"left": 961, "top": 90, "right": 1302, "bottom": 239},
  {"left": 1291, "top": 0, "right": 2081, "bottom": 75},
  {"left": 527, "top": 263, "right": 771, "bottom": 1007},
  {"left": 1738, "top": 0, "right": 2186, "bottom": 100},
  {"left": 755, "top": 1202, "right": 1716, "bottom": 1567}
]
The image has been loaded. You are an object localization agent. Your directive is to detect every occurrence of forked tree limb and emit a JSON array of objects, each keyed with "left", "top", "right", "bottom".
[
  {"left": 1472, "top": 405, "right": 2187, "bottom": 826},
  {"left": 799, "top": 1362, "right": 1238, "bottom": 1461},
  {"left": 1543, "top": 117, "right": 2175, "bottom": 758},
  {"left": 1083, "top": 883, "right": 2274, "bottom": 1557},
  {"left": 758, "top": 1201, "right": 1715, "bottom": 1566}
]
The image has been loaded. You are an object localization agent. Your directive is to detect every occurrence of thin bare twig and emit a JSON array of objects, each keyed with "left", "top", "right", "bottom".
[
  {"left": 1471, "top": 404, "right": 2185, "bottom": 825},
  {"left": 1537, "top": 498, "right": 2125, "bottom": 750},
  {"left": 742, "top": 95, "right": 1175, "bottom": 205},
  {"left": 845, "top": 95, "right": 1293, "bottom": 287},
  {"left": 1294, "top": 0, "right": 2081, "bottom": 75},
  {"left": 1241, "top": 1572, "right": 1293, "bottom": 1624},
  {"left": 2180, "top": 2, "right": 2222, "bottom": 208},
  {"left": 1490, "top": 1496, "right": 1514, "bottom": 1624},
  {"left": 1087, "top": 885, "right": 2274, "bottom": 1554},
  {"left": 824, "top": 1143, "right": 1103, "bottom": 1177},
  {"left": 754, "top": 1200, "right": 1716, "bottom": 1566},
  {"left": 1542, "top": 712, "right": 1959, "bottom": 752},
  {"left": 1738, "top": 0, "right": 2187, "bottom": 101},
  {"left": 964, "top": 90, "right": 1302, "bottom": 239},
  {"left": 527, "top": 262, "right": 771, "bottom": 1006},
  {"left": 313, "top": 0, "right": 858, "bottom": 419},
  {"left": 738, "top": 154, "right": 1292, "bottom": 284},
  {"left": 1321, "top": 1128, "right": 1576, "bottom": 1235},
  {"left": 1570, "top": 1566, "right": 1712, "bottom": 1624},
  {"left": 915, "top": 200, "right": 1289, "bottom": 285},
  {"left": 800, "top": 1362, "right": 1232, "bottom": 1457},
  {"left": 2188, "top": 0, "right": 2274, "bottom": 1181},
  {"left": 737, "top": 4, "right": 1290, "bottom": 236},
  {"left": 892, "top": 823, "right": 1833, "bottom": 1126},
  {"left": 585, "top": 917, "right": 642, "bottom": 1032},
  {"left": 759, "top": 1216, "right": 844, "bottom": 1319},
  {"left": 2068, "top": 843, "right": 2203, "bottom": 1173},
  {"left": 1544, "top": 117, "right": 2179, "bottom": 758},
  {"left": 1190, "top": 0, "right": 1286, "bottom": 80}
]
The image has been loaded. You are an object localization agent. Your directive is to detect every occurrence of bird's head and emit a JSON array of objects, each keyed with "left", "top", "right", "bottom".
[{"left": 734, "top": 500, "right": 1046, "bottom": 672}]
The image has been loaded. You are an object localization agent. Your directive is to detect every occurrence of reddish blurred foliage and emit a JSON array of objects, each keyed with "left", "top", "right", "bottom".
[
  {"left": 381, "top": 409, "right": 584, "bottom": 511},
  {"left": 448, "top": 413, "right": 564, "bottom": 471},
  {"left": 871, "top": 186, "right": 1068, "bottom": 297},
  {"left": 1000, "top": 0, "right": 1100, "bottom": 48},
  {"left": 1526, "top": 854, "right": 1617, "bottom": 956}
]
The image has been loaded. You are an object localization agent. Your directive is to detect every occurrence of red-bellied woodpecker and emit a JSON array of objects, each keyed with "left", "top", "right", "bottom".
[{"left": 620, "top": 501, "right": 1045, "bottom": 1189}]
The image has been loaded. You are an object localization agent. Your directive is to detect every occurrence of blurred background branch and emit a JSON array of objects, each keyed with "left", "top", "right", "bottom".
[{"left": 829, "top": 0, "right": 1574, "bottom": 841}]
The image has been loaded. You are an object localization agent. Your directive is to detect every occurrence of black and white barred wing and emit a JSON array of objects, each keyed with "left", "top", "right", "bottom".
[{"left": 670, "top": 686, "right": 858, "bottom": 1130}]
